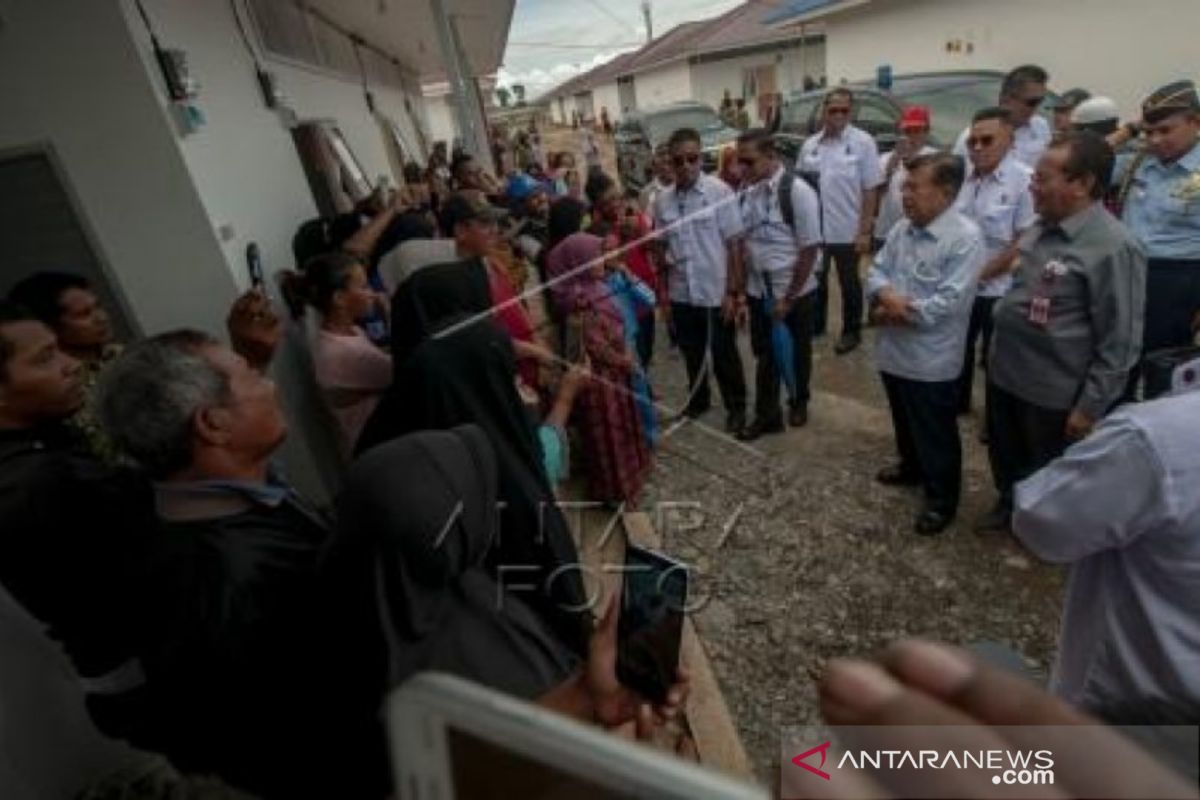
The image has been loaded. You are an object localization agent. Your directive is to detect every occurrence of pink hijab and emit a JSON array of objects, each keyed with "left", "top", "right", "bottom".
[{"left": 545, "top": 232, "right": 614, "bottom": 315}]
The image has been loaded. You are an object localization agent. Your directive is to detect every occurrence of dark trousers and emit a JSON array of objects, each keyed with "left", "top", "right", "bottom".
[
  {"left": 671, "top": 303, "right": 747, "bottom": 415},
  {"left": 814, "top": 243, "right": 864, "bottom": 337},
  {"left": 1129, "top": 259, "right": 1200, "bottom": 394},
  {"left": 749, "top": 293, "right": 815, "bottom": 425},
  {"left": 958, "top": 295, "right": 997, "bottom": 412},
  {"left": 881, "top": 373, "right": 962, "bottom": 515},
  {"left": 635, "top": 314, "right": 656, "bottom": 370},
  {"left": 986, "top": 382, "right": 1070, "bottom": 512}
]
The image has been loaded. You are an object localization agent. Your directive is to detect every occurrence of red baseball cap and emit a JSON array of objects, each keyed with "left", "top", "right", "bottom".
[{"left": 899, "top": 105, "right": 931, "bottom": 130}]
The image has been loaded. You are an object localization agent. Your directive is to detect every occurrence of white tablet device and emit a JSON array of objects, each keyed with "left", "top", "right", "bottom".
[{"left": 387, "top": 672, "right": 768, "bottom": 800}]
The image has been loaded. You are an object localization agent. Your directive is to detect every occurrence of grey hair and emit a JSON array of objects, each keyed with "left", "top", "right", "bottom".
[{"left": 96, "top": 330, "right": 229, "bottom": 478}]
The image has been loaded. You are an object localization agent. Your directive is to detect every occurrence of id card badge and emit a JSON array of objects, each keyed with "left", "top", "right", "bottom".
[{"left": 1028, "top": 296, "right": 1051, "bottom": 327}]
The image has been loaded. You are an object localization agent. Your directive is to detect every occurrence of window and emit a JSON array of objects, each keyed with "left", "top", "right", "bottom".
[
  {"left": 782, "top": 96, "right": 821, "bottom": 133},
  {"left": 327, "top": 126, "right": 370, "bottom": 200},
  {"left": 855, "top": 94, "right": 898, "bottom": 135}
]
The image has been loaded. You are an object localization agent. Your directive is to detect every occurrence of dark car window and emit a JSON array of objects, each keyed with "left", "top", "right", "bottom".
[
  {"left": 783, "top": 96, "right": 821, "bottom": 133},
  {"left": 898, "top": 78, "right": 1000, "bottom": 146},
  {"left": 645, "top": 107, "right": 726, "bottom": 142},
  {"left": 855, "top": 94, "right": 897, "bottom": 134}
]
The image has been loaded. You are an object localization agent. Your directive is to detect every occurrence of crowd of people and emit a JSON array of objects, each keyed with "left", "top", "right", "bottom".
[{"left": 0, "top": 61, "right": 1198, "bottom": 799}]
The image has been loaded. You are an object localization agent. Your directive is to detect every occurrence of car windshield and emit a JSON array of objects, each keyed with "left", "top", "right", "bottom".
[
  {"left": 896, "top": 78, "right": 1001, "bottom": 145},
  {"left": 645, "top": 108, "right": 725, "bottom": 141}
]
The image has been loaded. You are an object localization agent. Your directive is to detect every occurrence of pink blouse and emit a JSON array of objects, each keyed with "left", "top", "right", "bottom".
[{"left": 313, "top": 327, "right": 392, "bottom": 456}]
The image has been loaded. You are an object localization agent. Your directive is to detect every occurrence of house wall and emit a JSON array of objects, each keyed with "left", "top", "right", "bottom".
[
  {"left": 592, "top": 82, "right": 624, "bottom": 123},
  {"left": 632, "top": 60, "right": 694, "bottom": 109},
  {"left": 690, "top": 39, "right": 827, "bottom": 123},
  {"left": 824, "top": 0, "right": 1196, "bottom": 116},
  {"left": 426, "top": 93, "right": 460, "bottom": 147}
]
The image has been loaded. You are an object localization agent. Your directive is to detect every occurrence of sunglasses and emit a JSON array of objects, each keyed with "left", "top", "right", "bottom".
[
  {"left": 672, "top": 153, "right": 702, "bottom": 167},
  {"left": 966, "top": 135, "right": 997, "bottom": 149},
  {"left": 737, "top": 157, "right": 758, "bottom": 168},
  {"left": 1022, "top": 95, "right": 1046, "bottom": 108},
  {"left": 826, "top": 107, "right": 851, "bottom": 116}
]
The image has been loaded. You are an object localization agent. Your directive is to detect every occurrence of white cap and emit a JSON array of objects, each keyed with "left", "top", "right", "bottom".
[{"left": 1071, "top": 96, "right": 1120, "bottom": 126}]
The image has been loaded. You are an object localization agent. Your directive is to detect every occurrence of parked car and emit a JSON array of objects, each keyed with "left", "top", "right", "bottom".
[
  {"left": 773, "top": 70, "right": 1059, "bottom": 162},
  {"left": 615, "top": 102, "right": 739, "bottom": 191}
]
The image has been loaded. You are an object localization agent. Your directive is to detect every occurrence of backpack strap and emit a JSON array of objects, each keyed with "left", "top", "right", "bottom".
[{"left": 778, "top": 169, "right": 796, "bottom": 230}]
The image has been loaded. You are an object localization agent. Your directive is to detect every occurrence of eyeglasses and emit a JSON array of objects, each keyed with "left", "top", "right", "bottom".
[
  {"left": 738, "top": 158, "right": 758, "bottom": 168},
  {"left": 1022, "top": 95, "right": 1046, "bottom": 108},
  {"left": 826, "top": 107, "right": 851, "bottom": 116},
  {"left": 966, "top": 135, "right": 997, "bottom": 149},
  {"left": 672, "top": 153, "right": 702, "bottom": 167}
]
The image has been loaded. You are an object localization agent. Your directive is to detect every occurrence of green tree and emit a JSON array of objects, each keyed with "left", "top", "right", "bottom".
[
  {"left": 512, "top": 84, "right": 527, "bottom": 106},
  {"left": 496, "top": 87, "right": 511, "bottom": 108}
]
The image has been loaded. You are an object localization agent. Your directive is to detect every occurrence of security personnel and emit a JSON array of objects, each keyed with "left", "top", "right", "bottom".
[
  {"left": 1120, "top": 80, "right": 1200, "bottom": 375},
  {"left": 982, "top": 132, "right": 1146, "bottom": 533},
  {"left": 954, "top": 65, "right": 1052, "bottom": 169},
  {"left": 735, "top": 129, "right": 822, "bottom": 439},
  {"left": 955, "top": 107, "right": 1037, "bottom": 415},
  {"left": 867, "top": 153, "right": 985, "bottom": 535}
]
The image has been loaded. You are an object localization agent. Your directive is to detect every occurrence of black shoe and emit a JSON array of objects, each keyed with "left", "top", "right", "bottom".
[
  {"left": 725, "top": 411, "right": 747, "bottom": 435},
  {"left": 736, "top": 418, "right": 785, "bottom": 441},
  {"left": 915, "top": 508, "right": 955, "bottom": 536},
  {"left": 789, "top": 406, "right": 809, "bottom": 428},
  {"left": 974, "top": 505, "right": 1012, "bottom": 534},
  {"left": 834, "top": 332, "right": 861, "bottom": 355},
  {"left": 875, "top": 464, "right": 921, "bottom": 487}
]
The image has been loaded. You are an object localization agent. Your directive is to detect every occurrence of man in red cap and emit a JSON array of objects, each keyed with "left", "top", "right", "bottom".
[{"left": 873, "top": 106, "right": 938, "bottom": 251}]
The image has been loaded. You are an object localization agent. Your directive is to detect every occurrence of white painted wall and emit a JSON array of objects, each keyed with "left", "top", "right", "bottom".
[
  {"left": 690, "top": 40, "right": 828, "bottom": 123},
  {"left": 633, "top": 61, "right": 695, "bottom": 109},
  {"left": 824, "top": 0, "right": 1198, "bottom": 118},
  {"left": 592, "top": 82, "right": 623, "bottom": 123},
  {"left": 426, "top": 93, "right": 460, "bottom": 148}
]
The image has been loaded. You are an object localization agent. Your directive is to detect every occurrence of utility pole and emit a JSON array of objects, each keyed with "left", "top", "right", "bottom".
[{"left": 642, "top": 0, "right": 653, "bottom": 42}]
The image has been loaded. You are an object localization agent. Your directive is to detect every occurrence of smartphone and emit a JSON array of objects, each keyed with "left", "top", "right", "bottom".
[
  {"left": 387, "top": 672, "right": 766, "bottom": 800},
  {"left": 617, "top": 545, "right": 689, "bottom": 705},
  {"left": 245, "top": 242, "right": 264, "bottom": 288}
]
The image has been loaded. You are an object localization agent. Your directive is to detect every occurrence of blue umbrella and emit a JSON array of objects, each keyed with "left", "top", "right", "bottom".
[
  {"left": 765, "top": 293, "right": 798, "bottom": 404},
  {"left": 632, "top": 367, "right": 659, "bottom": 450}
]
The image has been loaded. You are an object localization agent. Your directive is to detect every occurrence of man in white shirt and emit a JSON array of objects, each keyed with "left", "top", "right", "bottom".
[
  {"left": 654, "top": 127, "right": 749, "bottom": 434},
  {"left": 874, "top": 105, "right": 939, "bottom": 250},
  {"left": 954, "top": 107, "right": 1037, "bottom": 415},
  {"left": 638, "top": 144, "right": 674, "bottom": 215},
  {"left": 954, "top": 65, "right": 1052, "bottom": 169},
  {"left": 867, "top": 153, "right": 986, "bottom": 535},
  {"left": 800, "top": 88, "right": 883, "bottom": 354},
  {"left": 1014, "top": 385, "right": 1200, "bottom": 723},
  {"left": 735, "top": 129, "right": 822, "bottom": 439}
]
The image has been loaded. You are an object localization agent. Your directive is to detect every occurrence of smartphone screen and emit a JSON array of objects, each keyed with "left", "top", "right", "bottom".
[{"left": 617, "top": 546, "right": 689, "bottom": 705}]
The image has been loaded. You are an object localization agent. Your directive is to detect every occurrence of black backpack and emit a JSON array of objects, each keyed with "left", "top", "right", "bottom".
[{"left": 776, "top": 168, "right": 821, "bottom": 231}]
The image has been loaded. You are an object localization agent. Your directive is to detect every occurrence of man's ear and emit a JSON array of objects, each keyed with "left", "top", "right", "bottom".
[{"left": 193, "top": 405, "right": 233, "bottom": 448}]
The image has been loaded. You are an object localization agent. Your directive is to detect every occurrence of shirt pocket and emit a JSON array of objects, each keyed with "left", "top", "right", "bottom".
[{"left": 980, "top": 204, "right": 1016, "bottom": 241}]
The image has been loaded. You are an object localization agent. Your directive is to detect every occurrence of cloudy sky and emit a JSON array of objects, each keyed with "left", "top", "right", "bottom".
[{"left": 498, "top": 0, "right": 743, "bottom": 97}]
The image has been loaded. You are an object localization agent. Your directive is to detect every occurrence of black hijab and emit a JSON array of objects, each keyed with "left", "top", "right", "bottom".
[
  {"left": 356, "top": 318, "right": 591, "bottom": 655},
  {"left": 339, "top": 426, "right": 577, "bottom": 698},
  {"left": 387, "top": 256, "right": 491, "bottom": 368}
]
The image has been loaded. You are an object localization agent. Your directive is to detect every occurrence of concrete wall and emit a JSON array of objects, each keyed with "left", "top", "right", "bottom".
[
  {"left": 633, "top": 61, "right": 694, "bottom": 109},
  {"left": 592, "top": 81, "right": 623, "bottom": 123},
  {"left": 690, "top": 39, "right": 827, "bottom": 123},
  {"left": 426, "top": 93, "right": 460, "bottom": 148},
  {"left": 824, "top": 0, "right": 1198, "bottom": 117}
]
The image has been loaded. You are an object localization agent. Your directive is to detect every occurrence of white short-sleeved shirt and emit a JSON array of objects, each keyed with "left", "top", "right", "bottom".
[
  {"left": 653, "top": 173, "right": 745, "bottom": 308},
  {"left": 955, "top": 153, "right": 1037, "bottom": 297},
  {"left": 799, "top": 124, "right": 883, "bottom": 245},
  {"left": 953, "top": 115, "right": 1052, "bottom": 169},
  {"left": 742, "top": 165, "right": 822, "bottom": 299},
  {"left": 874, "top": 146, "right": 939, "bottom": 241}
]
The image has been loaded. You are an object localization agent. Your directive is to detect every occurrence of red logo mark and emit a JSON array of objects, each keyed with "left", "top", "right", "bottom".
[{"left": 792, "top": 741, "right": 832, "bottom": 780}]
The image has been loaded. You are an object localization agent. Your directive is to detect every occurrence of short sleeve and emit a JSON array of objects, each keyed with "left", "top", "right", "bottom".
[
  {"left": 713, "top": 181, "right": 745, "bottom": 241},
  {"left": 857, "top": 133, "right": 883, "bottom": 191},
  {"left": 790, "top": 179, "right": 822, "bottom": 247},
  {"left": 1014, "top": 179, "right": 1037, "bottom": 231}
]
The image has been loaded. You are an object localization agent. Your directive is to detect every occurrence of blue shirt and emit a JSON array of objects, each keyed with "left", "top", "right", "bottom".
[
  {"left": 1120, "top": 141, "right": 1200, "bottom": 260},
  {"left": 955, "top": 153, "right": 1037, "bottom": 297},
  {"left": 867, "top": 208, "right": 986, "bottom": 382},
  {"left": 799, "top": 124, "right": 882, "bottom": 244},
  {"left": 654, "top": 173, "right": 745, "bottom": 307},
  {"left": 1014, "top": 388, "right": 1200, "bottom": 716},
  {"left": 742, "top": 165, "right": 823, "bottom": 299}
]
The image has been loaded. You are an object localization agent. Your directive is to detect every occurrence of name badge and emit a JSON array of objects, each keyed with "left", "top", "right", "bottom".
[{"left": 1028, "top": 296, "right": 1051, "bottom": 327}]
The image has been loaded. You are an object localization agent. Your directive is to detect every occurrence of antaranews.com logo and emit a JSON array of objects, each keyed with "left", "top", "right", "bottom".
[{"left": 792, "top": 740, "right": 1055, "bottom": 786}]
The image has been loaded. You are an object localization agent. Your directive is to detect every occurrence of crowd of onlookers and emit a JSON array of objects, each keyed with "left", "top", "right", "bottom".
[{"left": 0, "top": 62, "right": 1198, "bottom": 799}]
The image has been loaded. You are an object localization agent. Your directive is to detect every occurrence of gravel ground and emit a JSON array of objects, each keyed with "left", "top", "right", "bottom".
[{"left": 538, "top": 126, "right": 1067, "bottom": 782}]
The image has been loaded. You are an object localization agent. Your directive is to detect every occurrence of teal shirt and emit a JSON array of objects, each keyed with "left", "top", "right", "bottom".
[{"left": 1121, "top": 141, "right": 1200, "bottom": 260}]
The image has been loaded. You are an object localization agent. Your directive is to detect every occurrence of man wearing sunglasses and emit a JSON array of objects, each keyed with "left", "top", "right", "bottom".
[
  {"left": 955, "top": 107, "right": 1037, "bottom": 417},
  {"left": 799, "top": 88, "right": 884, "bottom": 355},
  {"left": 953, "top": 64, "right": 1052, "bottom": 170},
  {"left": 652, "top": 127, "right": 749, "bottom": 434}
]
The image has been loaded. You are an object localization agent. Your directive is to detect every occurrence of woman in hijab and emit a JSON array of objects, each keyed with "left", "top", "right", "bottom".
[
  {"left": 553, "top": 233, "right": 652, "bottom": 506},
  {"left": 356, "top": 317, "right": 591, "bottom": 654}
]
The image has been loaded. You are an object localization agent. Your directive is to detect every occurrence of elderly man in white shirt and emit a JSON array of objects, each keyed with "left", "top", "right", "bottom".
[
  {"left": 800, "top": 88, "right": 883, "bottom": 355},
  {"left": 867, "top": 153, "right": 985, "bottom": 535},
  {"left": 654, "top": 127, "right": 749, "bottom": 434},
  {"left": 735, "top": 129, "right": 823, "bottom": 439},
  {"left": 954, "top": 64, "right": 1053, "bottom": 169},
  {"left": 874, "top": 106, "right": 939, "bottom": 250},
  {"left": 1014, "top": 384, "right": 1200, "bottom": 724},
  {"left": 955, "top": 106, "right": 1038, "bottom": 415}
]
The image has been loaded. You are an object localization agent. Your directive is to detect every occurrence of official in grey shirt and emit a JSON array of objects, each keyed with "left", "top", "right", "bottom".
[
  {"left": 867, "top": 153, "right": 985, "bottom": 535},
  {"left": 982, "top": 132, "right": 1146, "bottom": 532},
  {"left": 1014, "top": 387, "right": 1200, "bottom": 723}
]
